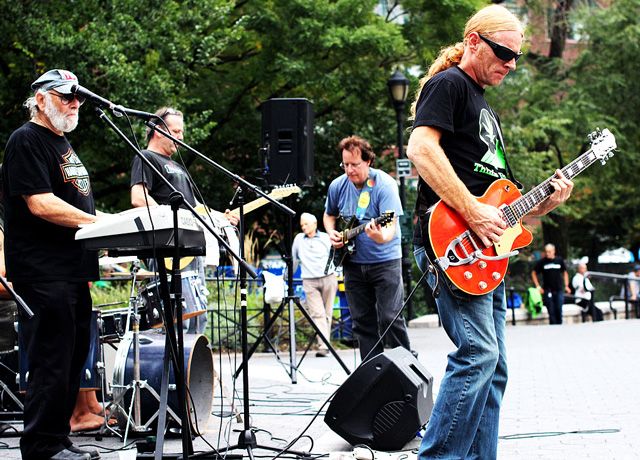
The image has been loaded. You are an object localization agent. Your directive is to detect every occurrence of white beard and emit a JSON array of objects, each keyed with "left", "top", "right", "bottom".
[{"left": 44, "top": 94, "right": 79, "bottom": 132}]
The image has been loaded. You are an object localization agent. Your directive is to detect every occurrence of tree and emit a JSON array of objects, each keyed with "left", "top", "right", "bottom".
[
  {"left": 490, "top": 0, "right": 639, "bottom": 267},
  {"left": 0, "top": 0, "right": 477, "bottom": 262}
]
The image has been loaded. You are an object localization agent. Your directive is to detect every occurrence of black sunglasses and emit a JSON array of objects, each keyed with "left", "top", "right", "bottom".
[
  {"left": 159, "top": 108, "right": 179, "bottom": 119},
  {"left": 49, "top": 91, "right": 86, "bottom": 106},
  {"left": 478, "top": 34, "right": 523, "bottom": 63}
]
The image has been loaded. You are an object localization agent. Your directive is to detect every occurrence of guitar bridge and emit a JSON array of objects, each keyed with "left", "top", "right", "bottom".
[{"left": 434, "top": 230, "right": 519, "bottom": 271}]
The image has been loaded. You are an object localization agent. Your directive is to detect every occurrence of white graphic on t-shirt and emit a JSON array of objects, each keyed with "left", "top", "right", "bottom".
[
  {"left": 543, "top": 263, "right": 562, "bottom": 270},
  {"left": 60, "top": 149, "right": 91, "bottom": 195},
  {"left": 477, "top": 108, "right": 506, "bottom": 172},
  {"left": 164, "top": 163, "right": 186, "bottom": 176}
]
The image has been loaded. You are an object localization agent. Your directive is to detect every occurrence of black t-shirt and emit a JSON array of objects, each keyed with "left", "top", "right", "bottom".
[
  {"left": 533, "top": 256, "right": 567, "bottom": 292},
  {"left": 130, "top": 150, "right": 196, "bottom": 208},
  {"left": 411, "top": 66, "right": 509, "bottom": 245},
  {"left": 2, "top": 122, "right": 99, "bottom": 282}
]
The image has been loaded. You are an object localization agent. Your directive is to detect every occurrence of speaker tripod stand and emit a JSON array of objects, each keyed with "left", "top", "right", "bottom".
[
  {"left": 235, "top": 201, "right": 350, "bottom": 383},
  {"left": 196, "top": 186, "right": 318, "bottom": 460}
]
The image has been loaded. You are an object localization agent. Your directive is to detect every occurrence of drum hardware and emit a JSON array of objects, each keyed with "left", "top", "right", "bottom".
[
  {"left": 110, "top": 332, "right": 213, "bottom": 443},
  {"left": 0, "top": 377, "right": 23, "bottom": 412},
  {"left": 89, "top": 111, "right": 258, "bottom": 459},
  {"left": 98, "top": 260, "right": 161, "bottom": 440}
]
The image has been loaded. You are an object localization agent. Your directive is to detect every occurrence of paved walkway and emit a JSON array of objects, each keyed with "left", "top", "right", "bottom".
[{"left": 1, "top": 319, "right": 638, "bottom": 459}]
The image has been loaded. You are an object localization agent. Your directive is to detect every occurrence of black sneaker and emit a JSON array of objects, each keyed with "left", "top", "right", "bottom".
[
  {"left": 67, "top": 444, "right": 100, "bottom": 460},
  {"left": 49, "top": 449, "right": 90, "bottom": 460}
]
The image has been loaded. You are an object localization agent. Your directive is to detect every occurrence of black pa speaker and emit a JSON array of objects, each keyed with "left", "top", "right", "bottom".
[
  {"left": 325, "top": 347, "right": 434, "bottom": 451},
  {"left": 260, "top": 98, "right": 314, "bottom": 187}
]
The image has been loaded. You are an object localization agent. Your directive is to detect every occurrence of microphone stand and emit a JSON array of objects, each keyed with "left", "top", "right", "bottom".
[
  {"left": 144, "top": 120, "right": 313, "bottom": 460},
  {"left": 0, "top": 274, "right": 29, "bottom": 421},
  {"left": 0, "top": 273, "right": 33, "bottom": 318},
  {"left": 92, "top": 107, "right": 253, "bottom": 460},
  {"left": 144, "top": 119, "right": 295, "bottom": 219}
]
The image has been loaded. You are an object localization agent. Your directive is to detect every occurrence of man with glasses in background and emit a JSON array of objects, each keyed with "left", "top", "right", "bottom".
[
  {"left": 2, "top": 69, "right": 101, "bottom": 460},
  {"left": 323, "top": 135, "right": 410, "bottom": 361},
  {"left": 407, "top": 5, "right": 573, "bottom": 459}
]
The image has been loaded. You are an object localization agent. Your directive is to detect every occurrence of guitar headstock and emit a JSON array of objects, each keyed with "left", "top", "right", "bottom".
[
  {"left": 379, "top": 210, "right": 395, "bottom": 227},
  {"left": 269, "top": 184, "right": 301, "bottom": 199},
  {"left": 589, "top": 128, "right": 616, "bottom": 165}
]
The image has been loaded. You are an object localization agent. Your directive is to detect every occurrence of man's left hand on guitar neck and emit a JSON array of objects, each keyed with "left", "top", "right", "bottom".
[{"left": 527, "top": 169, "right": 574, "bottom": 217}]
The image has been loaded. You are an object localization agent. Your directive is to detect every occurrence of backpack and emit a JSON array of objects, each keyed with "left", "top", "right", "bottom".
[{"left": 526, "top": 287, "right": 543, "bottom": 318}]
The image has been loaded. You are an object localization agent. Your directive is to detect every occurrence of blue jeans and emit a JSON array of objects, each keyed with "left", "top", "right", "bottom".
[
  {"left": 343, "top": 258, "right": 410, "bottom": 360},
  {"left": 544, "top": 290, "right": 564, "bottom": 324},
  {"left": 414, "top": 246, "right": 508, "bottom": 460}
]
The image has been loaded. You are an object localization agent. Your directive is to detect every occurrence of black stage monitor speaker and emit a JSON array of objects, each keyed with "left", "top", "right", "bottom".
[
  {"left": 325, "top": 347, "right": 434, "bottom": 451},
  {"left": 260, "top": 98, "right": 314, "bottom": 187}
]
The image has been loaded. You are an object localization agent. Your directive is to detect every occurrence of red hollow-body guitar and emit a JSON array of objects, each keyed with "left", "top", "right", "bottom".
[{"left": 428, "top": 128, "right": 616, "bottom": 295}]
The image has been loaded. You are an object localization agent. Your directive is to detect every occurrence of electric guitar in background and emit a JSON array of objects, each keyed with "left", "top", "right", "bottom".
[
  {"left": 324, "top": 211, "right": 395, "bottom": 274},
  {"left": 166, "top": 184, "right": 301, "bottom": 269},
  {"left": 428, "top": 128, "right": 616, "bottom": 295}
]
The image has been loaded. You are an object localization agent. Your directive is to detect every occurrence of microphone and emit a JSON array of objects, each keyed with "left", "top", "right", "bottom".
[
  {"left": 112, "top": 105, "right": 158, "bottom": 121},
  {"left": 71, "top": 85, "right": 157, "bottom": 120},
  {"left": 71, "top": 84, "right": 116, "bottom": 111}
]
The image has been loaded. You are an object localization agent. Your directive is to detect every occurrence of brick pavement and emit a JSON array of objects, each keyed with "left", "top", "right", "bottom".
[{"left": 1, "top": 319, "right": 638, "bottom": 459}]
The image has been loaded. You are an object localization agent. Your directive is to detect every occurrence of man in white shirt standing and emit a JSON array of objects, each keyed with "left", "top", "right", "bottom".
[
  {"left": 292, "top": 213, "right": 338, "bottom": 357},
  {"left": 572, "top": 262, "right": 603, "bottom": 322}
]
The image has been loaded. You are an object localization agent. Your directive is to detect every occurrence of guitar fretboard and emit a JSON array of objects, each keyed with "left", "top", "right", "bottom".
[
  {"left": 509, "top": 149, "right": 598, "bottom": 220},
  {"left": 343, "top": 215, "right": 387, "bottom": 241}
]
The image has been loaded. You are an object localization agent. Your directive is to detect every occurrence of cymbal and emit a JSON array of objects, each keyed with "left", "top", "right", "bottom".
[
  {"left": 107, "top": 270, "right": 158, "bottom": 280},
  {"left": 137, "top": 269, "right": 158, "bottom": 279},
  {"left": 99, "top": 255, "right": 139, "bottom": 266}
]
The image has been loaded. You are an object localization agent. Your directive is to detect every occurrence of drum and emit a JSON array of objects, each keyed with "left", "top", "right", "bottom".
[
  {"left": 139, "top": 276, "right": 206, "bottom": 329},
  {"left": 19, "top": 309, "right": 102, "bottom": 392},
  {"left": 0, "top": 299, "right": 18, "bottom": 354},
  {"left": 100, "top": 307, "right": 131, "bottom": 340},
  {"left": 138, "top": 281, "right": 165, "bottom": 329},
  {"left": 100, "top": 306, "right": 153, "bottom": 341},
  {"left": 112, "top": 331, "right": 214, "bottom": 434},
  {"left": 181, "top": 272, "right": 208, "bottom": 321}
]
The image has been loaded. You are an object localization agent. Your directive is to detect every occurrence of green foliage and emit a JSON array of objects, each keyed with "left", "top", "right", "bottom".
[
  {"left": 489, "top": 0, "right": 640, "bottom": 264},
  {"left": 17, "top": 1, "right": 640, "bottom": 317},
  {"left": 0, "top": 0, "right": 476, "bottom": 265}
]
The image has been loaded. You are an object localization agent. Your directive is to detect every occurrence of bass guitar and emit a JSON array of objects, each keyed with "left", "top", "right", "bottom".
[
  {"left": 428, "top": 128, "right": 616, "bottom": 295},
  {"left": 324, "top": 211, "right": 395, "bottom": 274}
]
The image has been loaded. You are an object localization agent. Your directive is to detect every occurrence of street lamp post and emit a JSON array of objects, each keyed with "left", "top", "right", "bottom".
[{"left": 387, "top": 69, "right": 414, "bottom": 319}]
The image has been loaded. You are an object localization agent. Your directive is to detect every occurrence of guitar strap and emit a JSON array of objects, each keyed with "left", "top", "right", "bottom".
[
  {"left": 354, "top": 173, "right": 376, "bottom": 220},
  {"left": 417, "top": 218, "right": 441, "bottom": 298},
  {"left": 491, "top": 107, "right": 522, "bottom": 190},
  {"left": 324, "top": 172, "right": 376, "bottom": 275}
]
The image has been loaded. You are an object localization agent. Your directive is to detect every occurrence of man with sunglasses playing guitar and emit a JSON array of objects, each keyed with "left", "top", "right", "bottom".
[
  {"left": 406, "top": 6, "right": 573, "bottom": 460},
  {"left": 3, "top": 69, "right": 102, "bottom": 460}
]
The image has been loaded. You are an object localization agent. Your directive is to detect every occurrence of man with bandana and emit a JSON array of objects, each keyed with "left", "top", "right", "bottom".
[
  {"left": 2, "top": 69, "right": 102, "bottom": 460},
  {"left": 323, "top": 135, "right": 410, "bottom": 361}
]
